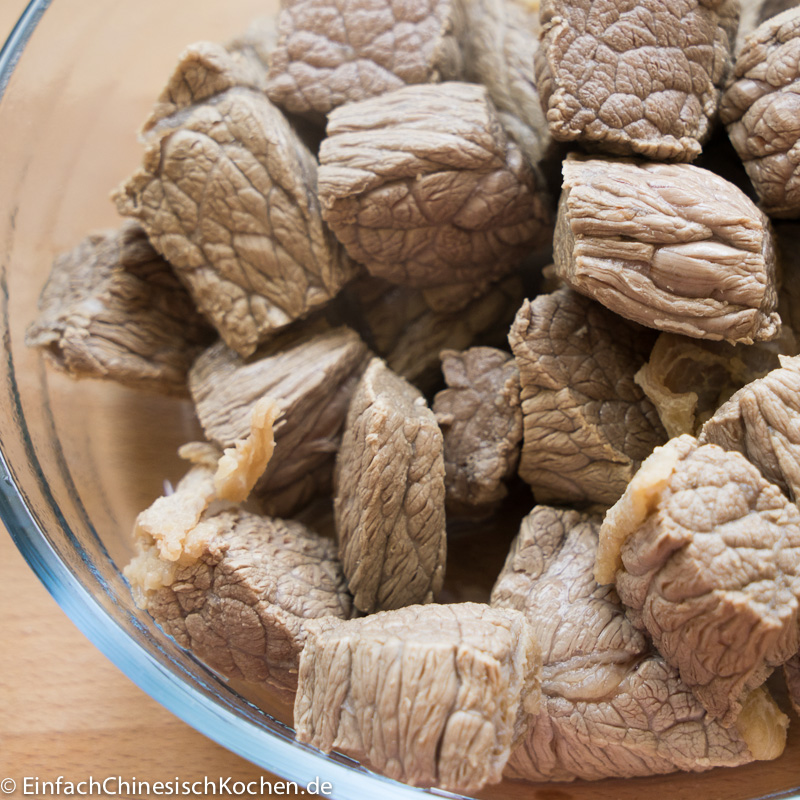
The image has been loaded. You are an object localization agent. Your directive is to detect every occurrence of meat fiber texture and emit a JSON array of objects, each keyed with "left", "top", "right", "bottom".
[
  {"left": 597, "top": 435, "right": 800, "bottom": 726},
  {"left": 334, "top": 358, "right": 446, "bottom": 613},
  {"left": 114, "top": 43, "right": 356, "bottom": 358},
  {"left": 535, "top": 0, "right": 738, "bottom": 161},
  {"left": 491, "top": 505, "right": 780, "bottom": 782},
  {"left": 722, "top": 7, "right": 800, "bottom": 217},
  {"left": 635, "top": 332, "right": 789, "bottom": 438},
  {"left": 433, "top": 347, "right": 522, "bottom": 515},
  {"left": 265, "top": 0, "right": 464, "bottom": 116},
  {"left": 736, "top": 0, "right": 800, "bottom": 53},
  {"left": 554, "top": 156, "right": 781, "bottom": 344},
  {"left": 189, "top": 323, "right": 370, "bottom": 517},
  {"left": 458, "top": 0, "right": 552, "bottom": 166},
  {"left": 508, "top": 287, "right": 666, "bottom": 506},
  {"left": 700, "top": 355, "right": 800, "bottom": 502},
  {"left": 293, "top": 603, "right": 541, "bottom": 793},
  {"left": 127, "top": 497, "right": 353, "bottom": 698},
  {"left": 25, "top": 222, "right": 212, "bottom": 397},
  {"left": 318, "top": 82, "right": 552, "bottom": 295},
  {"left": 347, "top": 274, "right": 525, "bottom": 393}
]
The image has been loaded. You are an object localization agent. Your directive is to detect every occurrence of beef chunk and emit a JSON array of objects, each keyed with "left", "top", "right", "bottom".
[
  {"left": 458, "top": 0, "right": 552, "bottom": 166},
  {"left": 786, "top": 652, "right": 800, "bottom": 715},
  {"left": 597, "top": 435, "right": 800, "bottom": 725},
  {"left": 722, "top": 8, "right": 800, "bottom": 217},
  {"left": 189, "top": 324, "right": 369, "bottom": 517},
  {"left": 737, "top": 0, "right": 800, "bottom": 51},
  {"left": 114, "top": 45, "right": 355, "bottom": 357},
  {"left": 535, "top": 0, "right": 738, "bottom": 161},
  {"left": 491, "top": 506, "right": 784, "bottom": 781},
  {"left": 508, "top": 287, "right": 666, "bottom": 505},
  {"left": 318, "top": 82, "right": 551, "bottom": 291},
  {"left": 433, "top": 347, "right": 522, "bottom": 514},
  {"left": 265, "top": 0, "right": 464, "bottom": 116},
  {"left": 25, "top": 222, "right": 212, "bottom": 396},
  {"left": 554, "top": 156, "right": 780, "bottom": 345},
  {"left": 700, "top": 355, "right": 800, "bottom": 502},
  {"left": 127, "top": 500, "right": 352, "bottom": 697},
  {"left": 635, "top": 332, "right": 787, "bottom": 438},
  {"left": 293, "top": 602, "right": 541, "bottom": 792},
  {"left": 334, "top": 358, "right": 446, "bottom": 613},
  {"left": 349, "top": 274, "right": 524, "bottom": 393},
  {"left": 142, "top": 40, "right": 270, "bottom": 132}
]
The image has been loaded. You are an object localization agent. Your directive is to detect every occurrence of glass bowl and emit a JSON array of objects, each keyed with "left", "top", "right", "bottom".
[{"left": 1, "top": 2, "right": 799, "bottom": 799}]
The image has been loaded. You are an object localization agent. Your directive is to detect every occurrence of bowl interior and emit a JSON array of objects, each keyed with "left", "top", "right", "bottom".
[{"left": 1, "top": 2, "right": 800, "bottom": 799}]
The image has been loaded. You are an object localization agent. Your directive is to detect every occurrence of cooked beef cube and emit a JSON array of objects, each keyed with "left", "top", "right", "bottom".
[
  {"left": 318, "top": 82, "right": 551, "bottom": 291},
  {"left": 142, "top": 40, "right": 270, "bottom": 132},
  {"left": 349, "top": 274, "right": 524, "bottom": 393},
  {"left": 293, "top": 602, "right": 541, "bottom": 792},
  {"left": 554, "top": 156, "right": 780, "bottom": 345},
  {"left": 114, "top": 45, "right": 355, "bottom": 358},
  {"left": 491, "top": 505, "right": 786, "bottom": 781},
  {"left": 700, "top": 355, "right": 800, "bottom": 502},
  {"left": 508, "top": 287, "right": 666, "bottom": 505},
  {"left": 126, "top": 476, "right": 352, "bottom": 697},
  {"left": 189, "top": 324, "right": 370, "bottom": 517},
  {"left": 635, "top": 332, "right": 787, "bottom": 438},
  {"left": 535, "top": 0, "right": 738, "bottom": 161},
  {"left": 737, "top": 0, "right": 800, "bottom": 51},
  {"left": 458, "top": 0, "right": 552, "bottom": 166},
  {"left": 786, "top": 652, "right": 800, "bottom": 715},
  {"left": 265, "top": 0, "right": 464, "bottom": 116},
  {"left": 334, "top": 358, "right": 446, "bottom": 613},
  {"left": 722, "top": 8, "right": 800, "bottom": 217},
  {"left": 433, "top": 347, "right": 522, "bottom": 514},
  {"left": 25, "top": 222, "right": 213, "bottom": 397},
  {"left": 597, "top": 435, "right": 800, "bottom": 726}
]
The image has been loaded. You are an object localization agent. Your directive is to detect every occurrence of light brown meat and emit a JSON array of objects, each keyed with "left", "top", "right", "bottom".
[
  {"left": 508, "top": 287, "right": 666, "bottom": 505},
  {"left": 265, "top": 0, "right": 464, "bottom": 116},
  {"left": 433, "top": 347, "right": 522, "bottom": 514},
  {"left": 535, "top": 0, "right": 738, "bottom": 161},
  {"left": 334, "top": 358, "right": 446, "bottom": 613},
  {"left": 722, "top": 7, "right": 800, "bottom": 217},
  {"left": 318, "top": 82, "right": 551, "bottom": 290},
  {"left": 127, "top": 501, "right": 352, "bottom": 698},
  {"left": 189, "top": 324, "right": 370, "bottom": 517},
  {"left": 737, "top": 0, "right": 800, "bottom": 52},
  {"left": 348, "top": 274, "right": 525, "bottom": 393},
  {"left": 142, "top": 40, "right": 270, "bottom": 132},
  {"left": 554, "top": 156, "right": 781, "bottom": 345},
  {"left": 25, "top": 222, "right": 212, "bottom": 397},
  {"left": 114, "top": 44, "right": 355, "bottom": 357},
  {"left": 700, "top": 355, "right": 800, "bottom": 503},
  {"left": 293, "top": 602, "right": 541, "bottom": 793},
  {"left": 491, "top": 505, "right": 784, "bottom": 781},
  {"left": 458, "top": 0, "right": 552, "bottom": 166},
  {"left": 635, "top": 332, "right": 789, "bottom": 438},
  {"left": 597, "top": 435, "right": 800, "bottom": 726}
]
